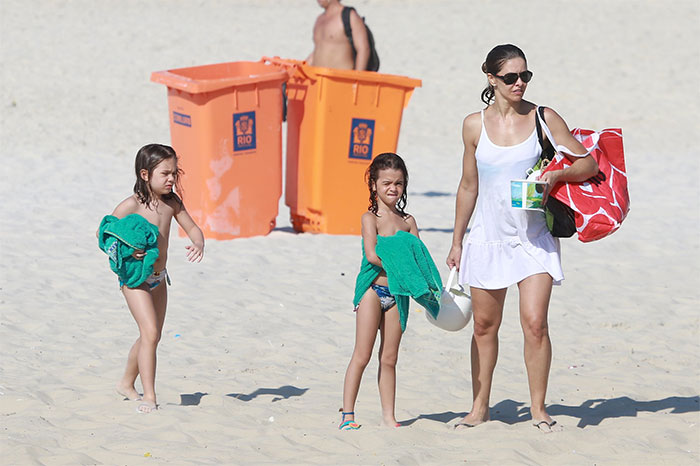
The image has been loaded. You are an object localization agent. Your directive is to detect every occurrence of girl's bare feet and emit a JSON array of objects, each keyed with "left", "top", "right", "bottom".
[
  {"left": 382, "top": 416, "right": 400, "bottom": 428},
  {"left": 136, "top": 399, "right": 157, "bottom": 414},
  {"left": 116, "top": 383, "right": 141, "bottom": 401}
]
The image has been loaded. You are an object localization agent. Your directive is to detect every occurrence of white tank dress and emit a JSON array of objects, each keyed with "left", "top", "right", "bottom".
[{"left": 459, "top": 110, "right": 564, "bottom": 289}]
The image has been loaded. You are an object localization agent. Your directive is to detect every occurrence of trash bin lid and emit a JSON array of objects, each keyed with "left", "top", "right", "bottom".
[
  {"left": 151, "top": 61, "right": 289, "bottom": 94},
  {"left": 262, "top": 56, "right": 421, "bottom": 89}
]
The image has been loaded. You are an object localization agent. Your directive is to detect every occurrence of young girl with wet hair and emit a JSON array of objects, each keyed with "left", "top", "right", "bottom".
[
  {"left": 340, "top": 152, "right": 442, "bottom": 430},
  {"left": 100, "top": 143, "right": 204, "bottom": 413}
]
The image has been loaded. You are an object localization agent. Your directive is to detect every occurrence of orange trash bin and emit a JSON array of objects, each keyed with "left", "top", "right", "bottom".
[
  {"left": 264, "top": 57, "right": 421, "bottom": 235},
  {"left": 150, "top": 61, "right": 289, "bottom": 240}
]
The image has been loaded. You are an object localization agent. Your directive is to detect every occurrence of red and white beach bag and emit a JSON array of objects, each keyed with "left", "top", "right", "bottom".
[{"left": 538, "top": 115, "right": 630, "bottom": 242}]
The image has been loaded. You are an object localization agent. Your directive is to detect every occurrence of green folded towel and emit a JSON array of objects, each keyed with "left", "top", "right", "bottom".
[
  {"left": 98, "top": 214, "right": 159, "bottom": 288},
  {"left": 353, "top": 231, "right": 442, "bottom": 332}
]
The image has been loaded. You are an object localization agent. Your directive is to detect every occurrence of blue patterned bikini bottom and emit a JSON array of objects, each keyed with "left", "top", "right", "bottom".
[
  {"left": 370, "top": 284, "right": 396, "bottom": 312},
  {"left": 119, "top": 269, "right": 171, "bottom": 290}
]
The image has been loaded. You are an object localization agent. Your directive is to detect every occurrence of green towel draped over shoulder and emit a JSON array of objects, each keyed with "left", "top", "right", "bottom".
[
  {"left": 353, "top": 230, "right": 442, "bottom": 332},
  {"left": 98, "top": 214, "right": 159, "bottom": 288}
]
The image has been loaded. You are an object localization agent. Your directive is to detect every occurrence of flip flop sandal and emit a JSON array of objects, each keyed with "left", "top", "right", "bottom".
[
  {"left": 454, "top": 422, "right": 477, "bottom": 429},
  {"left": 136, "top": 401, "right": 157, "bottom": 414},
  {"left": 338, "top": 411, "right": 360, "bottom": 430},
  {"left": 533, "top": 419, "right": 560, "bottom": 433}
]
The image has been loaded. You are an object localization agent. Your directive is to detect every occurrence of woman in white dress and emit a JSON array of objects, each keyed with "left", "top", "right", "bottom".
[{"left": 446, "top": 44, "right": 599, "bottom": 432}]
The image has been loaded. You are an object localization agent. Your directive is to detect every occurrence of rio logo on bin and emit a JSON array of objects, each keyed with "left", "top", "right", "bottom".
[
  {"left": 348, "top": 118, "right": 375, "bottom": 160},
  {"left": 233, "top": 111, "right": 257, "bottom": 152},
  {"left": 173, "top": 111, "right": 192, "bottom": 127}
]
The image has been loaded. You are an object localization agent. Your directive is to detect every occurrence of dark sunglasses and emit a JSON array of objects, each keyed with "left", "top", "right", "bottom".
[{"left": 494, "top": 70, "right": 533, "bottom": 85}]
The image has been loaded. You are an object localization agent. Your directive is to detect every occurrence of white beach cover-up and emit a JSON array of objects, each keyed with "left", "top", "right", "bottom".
[{"left": 459, "top": 110, "right": 564, "bottom": 289}]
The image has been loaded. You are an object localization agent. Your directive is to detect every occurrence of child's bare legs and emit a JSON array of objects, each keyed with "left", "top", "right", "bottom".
[
  {"left": 117, "top": 340, "right": 142, "bottom": 400},
  {"left": 119, "top": 282, "right": 167, "bottom": 413},
  {"left": 342, "top": 290, "right": 381, "bottom": 425},
  {"left": 377, "top": 305, "right": 402, "bottom": 427},
  {"left": 457, "top": 286, "right": 506, "bottom": 427}
]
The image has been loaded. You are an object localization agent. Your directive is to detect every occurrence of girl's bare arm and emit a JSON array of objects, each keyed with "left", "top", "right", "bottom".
[
  {"left": 174, "top": 204, "right": 205, "bottom": 262},
  {"left": 406, "top": 215, "right": 419, "bottom": 239},
  {"left": 361, "top": 212, "right": 382, "bottom": 267}
]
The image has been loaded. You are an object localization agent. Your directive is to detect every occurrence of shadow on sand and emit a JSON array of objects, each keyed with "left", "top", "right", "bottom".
[
  {"left": 227, "top": 385, "right": 309, "bottom": 402},
  {"left": 178, "top": 392, "right": 208, "bottom": 406},
  {"left": 401, "top": 395, "right": 699, "bottom": 428},
  {"left": 411, "top": 191, "right": 454, "bottom": 198}
]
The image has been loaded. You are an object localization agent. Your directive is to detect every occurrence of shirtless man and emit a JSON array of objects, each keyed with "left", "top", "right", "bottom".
[{"left": 307, "top": 0, "right": 370, "bottom": 70}]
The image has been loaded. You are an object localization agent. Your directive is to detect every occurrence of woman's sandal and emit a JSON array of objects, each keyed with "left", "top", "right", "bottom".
[
  {"left": 533, "top": 419, "right": 562, "bottom": 433},
  {"left": 338, "top": 411, "right": 360, "bottom": 430}
]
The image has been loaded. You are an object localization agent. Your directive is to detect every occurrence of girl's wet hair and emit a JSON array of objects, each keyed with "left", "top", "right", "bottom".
[
  {"left": 365, "top": 152, "right": 409, "bottom": 216},
  {"left": 480, "top": 44, "right": 527, "bottom": 105},
  {"left": 133, "top": 143, "right": 183, "bottom": 206}
]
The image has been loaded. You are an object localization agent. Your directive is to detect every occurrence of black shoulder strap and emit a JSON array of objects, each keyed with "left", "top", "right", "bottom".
[
  {"left": 535, "top": 106, "right": 548, "bottom": 149},
  {"left": 341, "top": 7, "right": 354, "bottom": 44}
]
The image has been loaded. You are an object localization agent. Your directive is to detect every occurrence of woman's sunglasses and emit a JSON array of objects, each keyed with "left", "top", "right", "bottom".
[{"left": 494, "top": 70, "right": 533, "bottom": 85}]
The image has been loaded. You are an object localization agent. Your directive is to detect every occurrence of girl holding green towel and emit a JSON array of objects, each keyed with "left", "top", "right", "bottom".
[
  {"left": 105, "top": 144, "right": 204, "bottom": 414},
  {"left": 340, "top": 153, "right": 419, "bottom": 430}
]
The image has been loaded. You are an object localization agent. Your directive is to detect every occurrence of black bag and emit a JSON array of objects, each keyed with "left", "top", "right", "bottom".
[
  {"left": 341, "top": 6, "right": 380, "bottom": 72},
  {"left": 534, "top": 107, "right": 577, "bottom": 238}
]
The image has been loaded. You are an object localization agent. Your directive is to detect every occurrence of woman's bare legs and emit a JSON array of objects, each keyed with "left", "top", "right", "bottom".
[
  {"left": 119, "top": 282, "right": 167, "bottom": 413},
  {"left": 457, "top": 286, "right": 507, "bottom": 427},
  {"left": 377, "top": 305, "right": 402, "bottom": 426},
  {"left": 342, "top": 290, "right": 382, "bottom": 425},
  {"left": 517, "top": 273, "right": 557, "bottom": 429}
]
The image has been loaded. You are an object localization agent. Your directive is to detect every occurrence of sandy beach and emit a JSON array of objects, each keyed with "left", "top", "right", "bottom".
[{"left": 1, "top": 0, "right": 699, "bottom": 464}]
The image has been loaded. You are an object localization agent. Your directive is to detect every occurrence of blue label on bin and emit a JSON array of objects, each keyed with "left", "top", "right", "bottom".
[
  {"left": 173, "top": 111, "right": 191, "bottom": 127},
  {"left": 348, "top": 118, "right": 375, "bottom": 160},
  {"left": 233, "top": 111, "right": 256, "bottom": 152}
]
